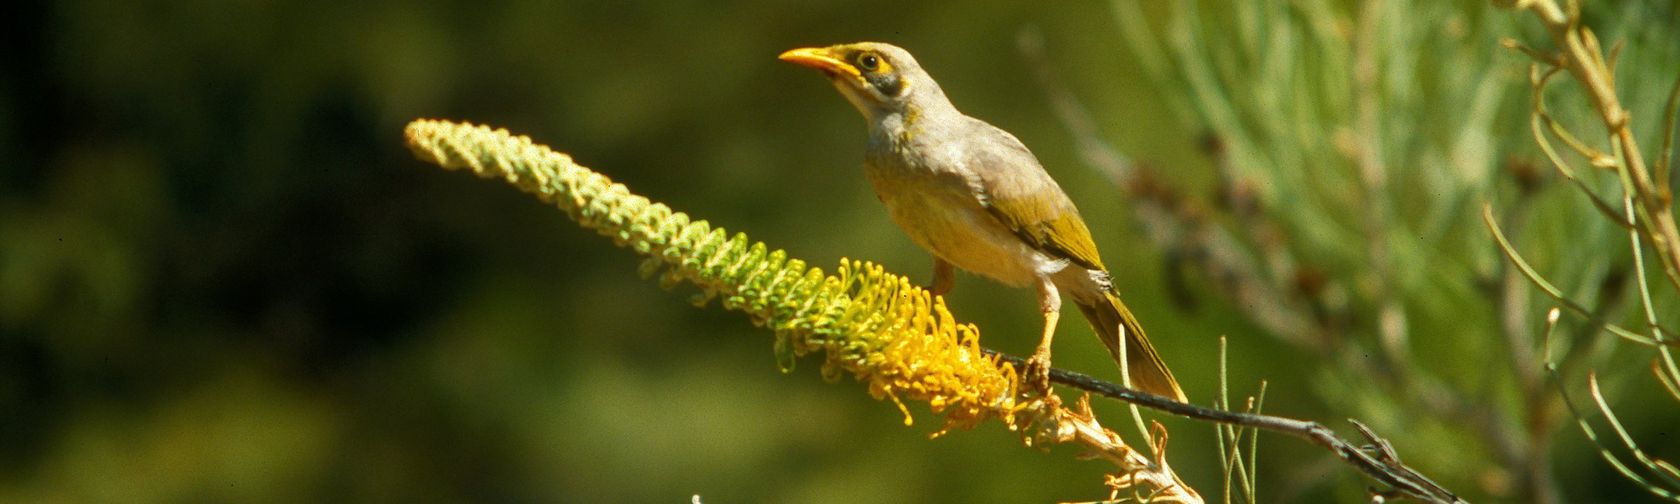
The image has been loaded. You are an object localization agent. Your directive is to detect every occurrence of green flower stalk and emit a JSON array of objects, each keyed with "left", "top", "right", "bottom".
[
  {"left": 403, "top": 118, "right": 1022, "bottom": 428},
  {"left": 402, "top": 119, "right": 1199, "bottom": 502}
]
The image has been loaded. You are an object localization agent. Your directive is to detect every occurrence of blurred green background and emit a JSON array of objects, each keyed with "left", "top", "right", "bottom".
[{"left": 2, "top": 0, "right": 1677, "bottom": 502}]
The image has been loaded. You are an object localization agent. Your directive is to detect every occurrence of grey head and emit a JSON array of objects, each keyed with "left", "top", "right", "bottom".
[{"left": 779, "top": 42, "right": 958, "bottom": 125}]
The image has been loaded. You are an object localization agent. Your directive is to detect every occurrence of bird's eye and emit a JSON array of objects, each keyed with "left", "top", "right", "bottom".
[{"left": 858, "top": 54, "right": 880, "bottom": 71}]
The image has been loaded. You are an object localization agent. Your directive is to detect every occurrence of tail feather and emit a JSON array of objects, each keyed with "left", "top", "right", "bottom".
[{"left": 1073, "top": 290, "right": 1187, "bottom": 402}]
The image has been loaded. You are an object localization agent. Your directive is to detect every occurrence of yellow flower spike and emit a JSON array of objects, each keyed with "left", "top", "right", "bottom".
[{"left": 405, "top": 119, "right": 1197, "bottom": 502}]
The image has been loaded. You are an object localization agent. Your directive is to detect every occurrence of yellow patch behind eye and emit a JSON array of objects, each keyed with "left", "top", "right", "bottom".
[{"left": 875, "top": 59, "right": 894, "bottom": 75}]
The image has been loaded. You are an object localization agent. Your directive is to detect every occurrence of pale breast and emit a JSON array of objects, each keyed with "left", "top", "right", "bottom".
[{"left": 864, "top": 158, "right": 1065, "bottom": 288}]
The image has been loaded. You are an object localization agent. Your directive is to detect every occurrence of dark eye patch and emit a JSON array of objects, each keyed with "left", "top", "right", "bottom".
[
  {"left": 846, "top": 49, "right": 902, "bottom": 96},
  {"left": 866, "top": 72, "right": 902, "bottom": 97}
]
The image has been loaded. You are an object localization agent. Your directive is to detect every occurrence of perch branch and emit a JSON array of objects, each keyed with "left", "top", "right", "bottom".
[{"left": 987, "top": 352, "right": 1467, "bottom": 504}]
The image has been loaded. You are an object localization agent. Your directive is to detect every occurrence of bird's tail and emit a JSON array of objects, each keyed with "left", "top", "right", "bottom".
[{"left": 1074, "top": 290, "right": 1187, "bottom": 402}]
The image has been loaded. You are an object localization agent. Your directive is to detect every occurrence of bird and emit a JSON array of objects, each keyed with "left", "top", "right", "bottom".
[{"left": 779, "top": 42, "right": 1187, "bottom": 402}]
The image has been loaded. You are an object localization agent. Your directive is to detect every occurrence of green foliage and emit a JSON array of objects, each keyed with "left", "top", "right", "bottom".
[
  {"left": 1105, "top": 0, "right": 1679, "bottom": 501},
  {"left": 1494, "top": 0, "right": 1680, "bottom": 500}
]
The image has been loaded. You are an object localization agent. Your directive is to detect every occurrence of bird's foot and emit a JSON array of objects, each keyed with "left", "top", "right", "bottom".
[{"left": 1021, "top": 350, "right": 1053, "bottom": 394}]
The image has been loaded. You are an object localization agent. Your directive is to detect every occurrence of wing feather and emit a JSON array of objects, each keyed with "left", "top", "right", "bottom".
[{"left": 964, "top": 121, "right": 1106, "bottom": 272}]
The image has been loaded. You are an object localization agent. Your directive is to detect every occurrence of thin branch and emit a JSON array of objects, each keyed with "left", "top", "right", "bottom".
[
  {"left": 1493, "top": 189, "right": 1546, "bottom": 403},
  {"left": 1655, "top": 74, "right": 1679, "bottom": 196},
  {"left": 1523, "top": 62, "right": 1634, "bottom": 227},
  {"left": 1504, "top": 0, "right": 1680, "bottom": 292},
  {"left": 1482, "top": 204, "right": 1675, "bottom": 347},
  {"left": 1490, "top": 177, "right": 1566, "bottom": 504},
  {"left": 1588, "top": 374, "right": 1680, "bottom": 491},
  {"left": 1215, "top": 336, "right": 1258, "bottom": 504},
  {"left": 1550, "top": 365, "right": 1680, "bottom": 501},
  {"left": 985, "top": 351, "right": 1467, "bottom": 504}
]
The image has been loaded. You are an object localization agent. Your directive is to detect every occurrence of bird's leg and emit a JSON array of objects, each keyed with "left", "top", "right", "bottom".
[
  {"left": 928, "top": 257, "right": 955, "bottom": 297},
  {"left": 1022, "top": 277, "right": 1060, "bottom": 393}
]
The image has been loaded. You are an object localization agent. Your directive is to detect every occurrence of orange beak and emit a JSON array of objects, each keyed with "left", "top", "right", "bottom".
[{"left": 778, "top": 47, "right": 862, "bottom": 80}]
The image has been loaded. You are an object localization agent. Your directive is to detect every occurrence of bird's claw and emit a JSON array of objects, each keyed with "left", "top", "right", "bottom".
[{"left": 1022, "top": 352, "right": 1053, "bottom": 394}]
